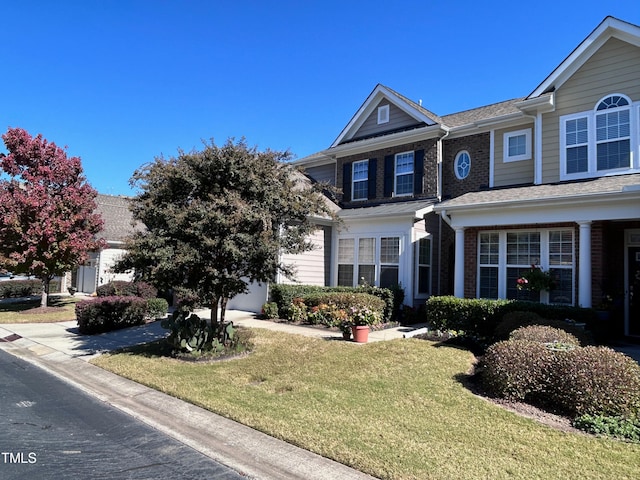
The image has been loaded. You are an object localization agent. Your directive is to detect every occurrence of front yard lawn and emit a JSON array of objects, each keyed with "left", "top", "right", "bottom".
[
  {"left": 0, "top": 295, "right": 80, "bottom": 323},
  {"left": 91, "top": 330, "right": 640, "bottom": 480}
]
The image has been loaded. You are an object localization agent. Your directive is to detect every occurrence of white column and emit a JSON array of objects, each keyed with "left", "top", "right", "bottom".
[
  {"left": 454, "top": 227, "right": 465, "bottom": 298},
  {"left": 578, "top": 221, "right": 592, "bottom": 308}
]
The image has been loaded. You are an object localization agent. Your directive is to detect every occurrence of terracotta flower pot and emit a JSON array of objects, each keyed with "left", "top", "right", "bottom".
[{"left": 351, "top": 325, "right": 369, "bottom": 343}]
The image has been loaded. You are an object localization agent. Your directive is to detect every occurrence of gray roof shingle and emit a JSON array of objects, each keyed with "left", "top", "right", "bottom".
[{"left": 95, "top": 194, "right": 140, "bottom": 243}]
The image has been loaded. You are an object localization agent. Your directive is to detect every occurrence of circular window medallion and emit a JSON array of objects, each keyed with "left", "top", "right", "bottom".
[{"left": 455, "top": 151, "right": 471, "bottom": 180}]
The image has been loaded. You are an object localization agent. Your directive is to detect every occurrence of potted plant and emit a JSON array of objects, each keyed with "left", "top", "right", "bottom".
[
  {"left": 349, "top": 306, "right": 382, "bottom": 343},
  {"left": 516, "top": 265, "right": 556, "bottom": 292}
]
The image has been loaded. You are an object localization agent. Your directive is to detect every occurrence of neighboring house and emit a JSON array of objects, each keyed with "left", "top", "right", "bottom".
[
  {"left": 294, "top": 16, "right": 640, "bottom": 337},
  {"left": 74, "top": 194, "right": 140, "bottom": 293}
]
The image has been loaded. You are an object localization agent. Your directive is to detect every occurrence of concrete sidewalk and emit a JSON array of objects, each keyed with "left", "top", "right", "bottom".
[{"left": 0, "top": 311, "right": 426, "bottom": 480}]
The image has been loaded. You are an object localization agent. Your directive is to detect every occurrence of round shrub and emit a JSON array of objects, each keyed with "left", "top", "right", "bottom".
[
  {"left": 146, "top": 297, "right": 169, "bottom": 320},
  {"left": 549, "top": 346, "right": 640, "bottom": 418},
  {"left": 509, "top": 325, "right": 580, "bottom": 347},
  {"left": 482, "top": 340, "right": 556, "bottom": 402}
]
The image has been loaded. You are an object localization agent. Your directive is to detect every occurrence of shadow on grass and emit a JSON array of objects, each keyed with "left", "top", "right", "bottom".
[{"left": 0, "top": 295, "right": 79, "bottom": 313}]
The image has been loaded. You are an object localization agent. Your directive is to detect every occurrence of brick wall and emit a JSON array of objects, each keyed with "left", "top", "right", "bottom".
[
  {"left": 442, "top": 133, "right": 490, "bottom": 199},
  {"left": 336, "top": 138, "right": 438, "bottom": 205}
]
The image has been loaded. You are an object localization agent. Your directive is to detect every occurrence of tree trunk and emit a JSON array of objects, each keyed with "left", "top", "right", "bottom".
[
  {"left": 210, "top": 296, "right": 219, "bottom": 325},
  {"left": 40, "top": 277, "right": 50, "bottom": 308},
  {"left": 220, "top": 297, "right": 228, "bottom": 324}
]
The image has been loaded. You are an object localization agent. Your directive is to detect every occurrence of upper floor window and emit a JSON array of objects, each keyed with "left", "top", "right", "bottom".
[
  {"left": 352, "top": 160, "right": 369, "bottom": 201},
  {"left": 454, "top": 151, "right": 471, "bottom": 179},
  {"left": 377, "top": 104, "right": 390, "bottom": 124},
  {"left": 560, "top": 94, "right": 638, "bottom": 180},
  {"left": 395, "top": 151, "right": 414, "bottom": 196},
  {"left": 504, "top": 128, "right": 532, "bottom": 162}
]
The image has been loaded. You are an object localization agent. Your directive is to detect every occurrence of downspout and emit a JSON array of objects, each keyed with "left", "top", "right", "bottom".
[{"left": 436, "top": 127, "right": 450, "bottom": 295}]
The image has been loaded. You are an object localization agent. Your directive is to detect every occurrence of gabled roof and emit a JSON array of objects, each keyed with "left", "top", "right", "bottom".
[
  {"left": 331, "top": 84, "right": 442, "bottom": 147},
  {"left": 528, "top": 16, "right": 640, "bottom": 98},
  {"left": 95, "top": 194, "right": 141, "bottom": 243}
]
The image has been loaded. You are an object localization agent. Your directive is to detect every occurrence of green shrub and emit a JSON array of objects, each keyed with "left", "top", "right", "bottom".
[
  {"left": 426, "top": 296, "right": 510, "bottom": 340},
  {"left": 146, "top": 297, "right": 169, "bottom": 320},
  {"left": 573, "top": 414, "right": 640, "bottom": 443},
  {"left": 481, "top": 340, "right": 556, "bottom": 402},
  {"left": 303, "top": 292, "right": 385, "bottom": 326},
  {"left": 96, "top": 281, "right": 158, "bottom": 299},
  {"left": 493, "top": 311, "right": 545, "bottom": 340},
  {"left": 549, "top": 346, "right": 640, "bottom": 418},
  {"left": 0, "top": 279, "right": 41, "bottom": 298},
  {"left": 426, "top": 296, "right": 598, "bottom": 345},
  {"left": 161, "top": 311, "right": 238, "bottom": 355},
  {"left": 509, "top": 325, "right": 581, "bottom": 347},
  {"left": 76, "top": 296, "right": 148, "bottom": 334},
  {"left": 270, "top": 284, "right": 395, "bottom": 322},
  {"left": 261, "top": 302, "right": 279, "bottom": 319}
]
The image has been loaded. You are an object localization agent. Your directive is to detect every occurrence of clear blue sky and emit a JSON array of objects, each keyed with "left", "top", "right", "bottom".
[{"left": 2, "top": 1, "right": 639, "bottom": 195}]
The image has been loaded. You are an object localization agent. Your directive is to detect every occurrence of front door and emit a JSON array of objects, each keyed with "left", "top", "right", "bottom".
[{"left": 628, "top": 245, "right": 640, "bottom": 336}]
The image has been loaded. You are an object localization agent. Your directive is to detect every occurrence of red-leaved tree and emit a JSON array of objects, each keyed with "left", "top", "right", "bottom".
[{"left": 0, "top": 128, "right": 105, "bottom": 307}]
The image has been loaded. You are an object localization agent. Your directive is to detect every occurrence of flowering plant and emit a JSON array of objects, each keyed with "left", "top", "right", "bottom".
[
  {"left": 516, "top": 265, "right": 556, "bottom": 292},
  {"left": 349, "top": 306, "right": 382, "bottom": 326}
]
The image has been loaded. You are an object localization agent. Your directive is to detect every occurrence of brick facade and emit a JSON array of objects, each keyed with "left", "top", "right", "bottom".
[
  {"left": 336, "top": 138, "right": 438, "bottom": 205},
  {"left": 442, "top": 133, "right": 490, "bottom": 200}
]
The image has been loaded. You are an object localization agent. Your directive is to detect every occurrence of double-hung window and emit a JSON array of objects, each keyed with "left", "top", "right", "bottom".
[
  {"left": 380, "top": 237, "right": 400, "bottom": 288},
  {"left": 416, "top": 237, "right": 432, "bottom": 295},
  {"left": 358, "top": 238, "right": 376, "bottom": 285},
  {"left": 477, "top": 229, "right": 574, "bottom": 305},
  {"left": 394, "top": 152, "right": 414, "bottom": 196},
  {"left": 336, "top": 235, "right": 401, "bottom": 288},
  {"left": 352, "top": 160, "right": 369, "bottom": 201},
  {"left": 560, "top": 94, "right": 638, "bottom": 180}
]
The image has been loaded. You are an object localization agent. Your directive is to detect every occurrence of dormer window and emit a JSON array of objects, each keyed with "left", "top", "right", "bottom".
[
  {"left": 377, "top": 104, "right": 389, "bottom": 124},
  {"left": 560, "top": 93, "right": 638, "bottom": 180}
]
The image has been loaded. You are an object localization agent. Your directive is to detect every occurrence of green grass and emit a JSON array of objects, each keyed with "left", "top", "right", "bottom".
[
  {"left": 0, "top": 295, "right": 80, "bottom": 323},
  {"left": 92, "top": 330, "right": 640, "bottom": 480}
]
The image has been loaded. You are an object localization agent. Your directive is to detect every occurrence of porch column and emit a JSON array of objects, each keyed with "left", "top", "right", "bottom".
[
  {"left": 578, "top": 221, "right": 592, "bottom": 308},
  {"left": 454, "top": 227, "right": 465, "bottom": 298}
]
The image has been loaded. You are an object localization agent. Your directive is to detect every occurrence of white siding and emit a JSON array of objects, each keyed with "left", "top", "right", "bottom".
[
  {"left": 280, "top": 228, "right": 326, "bottom": 285},
  {"left": 97, "top": 248, "right": 134, "bottom": 286}
]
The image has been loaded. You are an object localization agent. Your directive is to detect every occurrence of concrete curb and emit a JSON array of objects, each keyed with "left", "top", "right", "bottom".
[{"left": 0, "top": 320, "right": 379, "bottom": 480}]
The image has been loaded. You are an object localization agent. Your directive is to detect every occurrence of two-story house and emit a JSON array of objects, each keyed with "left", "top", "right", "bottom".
[{"left": 294, "top": 16, "right": 640, "bottom": 337}]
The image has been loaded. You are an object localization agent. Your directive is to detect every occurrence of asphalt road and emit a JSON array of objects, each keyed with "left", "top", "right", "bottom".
[{"left": 0, "top": 349, "right": 245, "bottom": 480}]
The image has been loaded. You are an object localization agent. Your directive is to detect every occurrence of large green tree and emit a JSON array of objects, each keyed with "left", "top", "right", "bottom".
[
  {"left": 0, "top": 128, "right": 105, "bottom": 307},
  {"left": 119, "top": 138, "right": 336, "bottom": 324}
]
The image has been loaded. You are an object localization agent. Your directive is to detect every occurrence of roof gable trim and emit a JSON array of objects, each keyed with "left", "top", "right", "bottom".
[
  {"left": 528, "top": 16, "right": 640, "bottom": 99},
  {"left": 331, "top": 84, "right": 438, "bottom": 148}
]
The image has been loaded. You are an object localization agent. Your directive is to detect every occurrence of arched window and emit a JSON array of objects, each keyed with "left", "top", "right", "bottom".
[
  {"left": 594, "top": 94, "right": 631, "bottom": 171},
  {"left": 454, "top": 151, "right": 471, "bottom": 180}
]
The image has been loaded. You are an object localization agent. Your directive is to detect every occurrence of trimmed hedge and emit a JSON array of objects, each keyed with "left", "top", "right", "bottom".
[
  {"left": 270, "top": 284, "right": 395, "bottom": 322},
  {"left": 76, "top": 296, "right": 148, "bottom": 334},
  {"left": 0, "top": 280, "right": 41, "bottom": 298},
  {"left": 96, "top": 281, "right": 157, "bottom": 299},
  {"left": 426, "top": 296, "right": 599, "bottom": 343},
  {"left": 303, "top": 292, "right": 386, "bottom": 326}
]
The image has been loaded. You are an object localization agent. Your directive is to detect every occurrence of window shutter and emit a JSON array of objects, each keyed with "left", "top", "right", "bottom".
[
  {"left": 414, "top": 149, "right": 424, "bottom": 194},
  {"left": 368, "top": 158, "right": 377, "bottom": 199},
  {"left": 342, "top": 162, "right": 352, "bottom": 201},
  {"left": 384, "top": 155, "right": 394, "bottom": 197}
]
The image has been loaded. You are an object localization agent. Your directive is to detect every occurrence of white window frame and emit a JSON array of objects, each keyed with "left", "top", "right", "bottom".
[
  {"left": 351, "top": 159, "right": 369, "bottom": 201},
  {"left": 377, "top": 104, "right": 389, "bottom": 124},
  {"left": 560, "top": 93, "right": 639, "bottom": 181},
  {"left": 394, "top": 151, "right": 414, "bottom": 197},
  {"left": 454, "top": 150, "right": 471, "bottom": 180},
  {"left": 415, "top": 236, "right": 432, "bottom": 297},
  {"left": 335, "top": 234, "right": 402, "bottom": 288},
  {"left": 503, "top": 128, "right": 532, "bottom": 162},
  {"left": 476, "top": 229, "right": 575, "bottom": 305}
]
